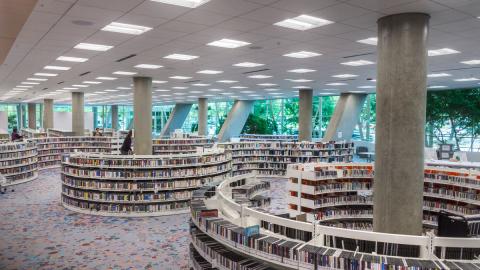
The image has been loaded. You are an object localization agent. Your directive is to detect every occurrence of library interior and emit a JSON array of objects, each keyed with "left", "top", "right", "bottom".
[{"left": 2, "top": 0, "right": 480, "bottom": 269}]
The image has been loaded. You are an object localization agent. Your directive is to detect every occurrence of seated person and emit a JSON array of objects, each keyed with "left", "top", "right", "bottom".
[{"left": 11, "top": 128, "right": 23, "bottom": 141}]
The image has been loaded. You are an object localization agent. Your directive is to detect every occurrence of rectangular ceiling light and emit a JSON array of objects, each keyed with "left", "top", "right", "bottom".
[
  {"left": 27, "top": 77, "right": 48, "bottom": 81},
  {"left": 57, "top": 56, "right": 88, "bottom": 62},
  {"left": 292, "top": 86, "right": 312, "bottom": 89},
  {"left": 233, "top": 62, "right": 264, "bottom": 68},
  {"left": 357, "top": 37, "right": 378, "bottom": 46},
  {"left": 454, "top": 77, "right": 480, "bottom": 82},
  {"left": 173, "top": 86, "right": 188, "bottom": 89},
  {"left": 326, "top": 82, "right": 347, "bottom": 86},
  {"left": 192, "top": 83, "right": 210, "bottom": 86},
  {"left": 83, "top": 81, "right": 102, "bottom": 84},
  {"left": 104, "top": 89, "right": 120, "bottom": 92},
  {"left": 217, "top": 80, "right": 237, "bottom": 84},
  {"left": 135, "top": 64, "right": 163, "bottom": 69},
  {"left": 150, "top": 0, "right": 210, "bottom": 8},
  {"left": 274, "top": 15, "right": 333, "bottom": 31},
  {"left": 287, "top": 68, "right": 316, "bottom": 73},
  {"left": 164, "top": 53, "right": 198, "bottom": 60},
  {"left": 34, "top": 72, "right": 58, "bottom": 77},
  {"left": 341, "top": 60, "right": 375, "bottom": 66},
  {"left": 63, "top": 87, "right": 78, "bottom": 90},
  {"left": 248, "top": 75, "right": 272, "bottom": 79},
  {"left": 170, "top": 76, "right": 192, "bottom": 80},
  {"left": 358, "top": 86, "right": 375, "bottom": 89},
  {"left": 332, "top": 74, "right": 358, "bottom": 78},
  {"left": 258, "top": 83, "right": 277, "bottom": 86},
  {"left": 283, "top": 51, "right": 321, "bottom": 58},
  {"left": 207, "top": 38, "right": 251, "bottom": 48},
  {"left": 197, "top": 70, "right": 223, "bottom": 74},
  {"left": 428, "top": 48, "right": 460, "bottom": 56},
  {"left": 74, "top": 43, "right": 114, "bottom": 51},
  {"left": 117, "top": 87, "right": 132, "bottom": 90},
  {"left": 44, "top": 65, "right": 71, "bottom": 71},
  {"left": 427, "top": 73, "right": 451, "bottom": 78},
  {"left": 72, "top": 85, "right": 88, "bottom": 88},
  {"left": 153, "top": 80, "right": 167, "bottom": 84},
  {"left": 21, "top": 82, "right": 39, "bottom": 85},
  {"left": 285, "top": 79, "right": 313, "bottom": 82},
  {"left": 428, "top": 85, "right": 447, "bottom": 89},
  {"left": 16, "top": 85, "right": 32, "bottom": 88},
  {"left": 113, "top": 71, "right": 137, "bottom": 75},
  {"left": 230, "top": 86, "right": 247, "bottom": 89},
  {"left": 461, "top": 60, "right": 480, "bottom": 65},
  {"left": 96, "top": 76, "right": 117, "bottom": 80},
  {"left": 102, "top": 22, "right": 152, "bottom": 35}
]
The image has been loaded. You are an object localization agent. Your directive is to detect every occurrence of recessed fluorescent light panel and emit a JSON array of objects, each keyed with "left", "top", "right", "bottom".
[
  {"left": 283, "top": 51, "right": 321, "bottom": 58},
  {"left": 285, "top": 79, "right": 313, "bottom": 83},
  {"left": 113, "top": 71, "right": 137, "bottom": 75},
  {"left": 164, "top": 54, "right": 198, "bottom": 61},
  {"left": 357, "top": 37, "right": 378, "bottom": 46},
  {"left": 349, "top": 91, "right": 366, "bottom": 93},
  {"left": 34, "top": 73, "right": 58, "bottom": 77},
  {"left": 102, "top": 22, "right": 152, "bottom": 35},
  {"left": 454, "top": 77, "right": 480, "bottom": 82},
  {"left": 287, "top": 69, "right": 316, "bottom": 73},
  {"left": 170, "top": 76, "right": 192, "bottom": 80},
  {"left": 358, "top": 86, "right": 375, "bottom": 89},
  {"left": 230, "top": 86, "right": 247, "bottom": 89},
  {"left": 341, "top": 60, "right": 375, "bottom": 66},
  {"left": 44, "top": 65, "right": 71, "bottom": 71},
  {"left": 74, "top": 43, "right": 114, "bottom": 51},
  {"left": 207, "top": 39, "right": 251, "bottom": 48},
  {"left": 428, "top": 85, "right": 447, "bottom": 89},
  {"left": 428, "top": 48, "right": 460, "bottom": 57},
  {"left": 461, "top": 60, "right": 480, "bottom": 65},
  {"left": 197, "top": 70, "right": 223, "bottom": 74},
  {"left": 258, "top": 83, "right": 277, "bottom": 86},
  {"left": 248, "top": 75, "right": 272, "bottom": 79},
  {"left": 332, "top": 74, "right": 358, "bottom": 78},
  {"left": 21, "top": 82, "right": 39, "bottom": 85},
  {"left": 83, "top": 81, "right": 102, "bottom": 84},
  {"left": 192, "top": 83, "right": 210, "bottom": 86},
  {"left": 150, "top": 0, "right": 210, "bottom": 8},
  {"left": 233, "top": 62, "right": 264, "bottom": 68},
  {"left": 427, "top": 73, "right": 451, "bottom": 78},
  {"left": 217, "top": 80, "right": 237, "bottom": 84},
  {"left": 153, "top": 80, "right": 168, "bottom": 84},
  {"left": 27, "top": 78, "right": 47, "bottom": 81},
  {"left": 274, "top": 15, "right": 333, "bottom": 31},
  {"left": 135, "top": 64, "right": 163, "bottom": 69},
  {"left": 293, "top": 86, "right": 312, "bottom": 89},
  {"left": 326, "top": 82, "right": 347, "bottom": 86},
  {"left": 96, "top": 77, "right": 117, "bottom": 80},
  {"left": 57, "top": 56, "right": 88, "bottom": 62}
]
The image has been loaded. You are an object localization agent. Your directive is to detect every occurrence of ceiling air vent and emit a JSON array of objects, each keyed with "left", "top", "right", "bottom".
[
  {"left": 343, "top": 52, "right": 374, "bottom": 58},
  {"left": 79, "top": 71, "right": 91, "bottom": 77},
  {"left": 242, "top": 68, "right": 270, "bottom": 74},
  {"left": 116, "top": 54, "right": 137, "bottom": 62}
]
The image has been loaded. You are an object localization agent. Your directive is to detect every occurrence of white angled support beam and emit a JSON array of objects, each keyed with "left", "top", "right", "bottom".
[
  {"left": 160, "top": 103, "right": 193, "bottom": 137},
  {"left": 217, "top": 100, "right": 254, "bottom": 143}
]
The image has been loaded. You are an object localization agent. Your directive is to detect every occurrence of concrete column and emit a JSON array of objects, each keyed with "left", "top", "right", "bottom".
[
  {"left": 28, "top": 103, "right": 36, "bottom": 129},
  {"left": 373, "top": 13, "right": 429, "bottom": 236},
  {"left": 71, "top": 92, "right": 84, "bottom": 136},
  {"left": 111, "top": 105, "right": 118, "bottom": 131},
  {"left": 16, "top": 104, "right": 23, "bottom": 129},
  {"left": 133, "top": 77, "right": 153, "bottom": 155},
  {"left": 160, "top": 103, "right": 193, "bottom": 137},
  {"left": 298, "top": 89, "right": 313, "bottom": 142},
  {"left": 43, "top": 99, "right": 54, "bottom": 130},
  {"left": 323, "top": 93, "right": 367, "bottom": 141},
  {"left": 198, "top": 98, "right": 208, "bottom": 136},
  {"left": 217, "top": 100, "right": 254, "bottom": 143}
]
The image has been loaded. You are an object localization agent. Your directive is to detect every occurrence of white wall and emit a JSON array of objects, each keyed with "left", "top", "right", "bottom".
[
  {"left": 0, "top": 111, "right": 8, "bottom": 133},
  {"left": 53, "top": 112, "right": 94, "bottom": 131}
]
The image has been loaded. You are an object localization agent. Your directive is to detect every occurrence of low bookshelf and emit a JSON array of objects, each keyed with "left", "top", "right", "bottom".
[
  {"left": 21, "top": 128, "right": 47, "bottom": 138},
  {"left": 239, "top": 134, "right": 298, "bottom": 141},
  {"left": 0, "top": 142, "right": 38, "bottom": 186},
  {"left": 219, "top": 141, "right": 354, "bottom": 177},
  {"left": 61, "top": 149, "right": 232, "bottom": 216},
  {"left": 152, "top": 138, "right": 214, "bottom": 155}
]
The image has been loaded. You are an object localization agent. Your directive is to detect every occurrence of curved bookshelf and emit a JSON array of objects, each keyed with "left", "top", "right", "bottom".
[
  {"left": 189, "top": 173, "right": 480, "bottom": 270},
  {"left": 219, "top": 141, "right": 354, "bottom": 177},
  {"left": 61, "top": 149, "right": 232, "bottom": 216},
  {"left": 286, "top": 163, "right": 480, "bottom": 231},
  {"left": 0, "top": 142, "right": 38, "bottom": 186},
  {"left": 28, "top": 137, "right": 114, "bottom": 170},
  {"left": 239, "top": 134, "right": 299, "bottom": 142},
  {"left": 152, "top": 138, "right": 214, "bottom": 155}
]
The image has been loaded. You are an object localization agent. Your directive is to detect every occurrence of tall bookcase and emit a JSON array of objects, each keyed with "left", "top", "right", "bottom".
[
  {"left": 61, "top": 149, "right": 232, "bottom": 216},
  {"left": 219, "top": 141, "right": 354, "bottom": 177},
  {"left": 0, "top": 142, "right": 38, "bottom": 186}
]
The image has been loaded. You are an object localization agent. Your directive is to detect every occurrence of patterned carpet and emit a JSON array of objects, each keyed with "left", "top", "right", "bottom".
[{"left": 0, "top": 169, "right": 288, "bottom": 270}]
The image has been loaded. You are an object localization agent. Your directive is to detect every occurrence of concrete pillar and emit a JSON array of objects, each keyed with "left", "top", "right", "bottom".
[
  {"left": 133, "top": 77, "right": 153, "bottom": 155},
  {"left": 298, "top": 89, "right": 313, "bottom": 142},
  {"left": 323, "top": 93, "right": 367, "bottom": 141},
  {"left": 373, "top": 13, "right": 429, "bottom": 236},
  {"left": 16, "top": 104, "right": 23, "bottom": 129},
  {"left": 93, "top": 107, "right": 98, "bottom": 129},
  {"left": 217, "top": 100, "right": 254, "bottom": 143},
  {"left": 159, "top": 103, "right": 193, "bottom": 137},
  {"left": 198, "top": 98, "right": 208, "bottom": 136},
  {"left": 72, "top": 92, "right": 84, "bottom": 136},
  {"left": 28, "top": 103, "right": 36, "bottom": 129},
  {"left": 111, "top": 105, "right": 118, "bottom": 131},
  {"left": 43, "top": 99, "right": 54, "bottom": 130}
]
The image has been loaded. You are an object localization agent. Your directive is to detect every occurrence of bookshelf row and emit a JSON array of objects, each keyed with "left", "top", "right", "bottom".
[
  {"left": 152, "top": 138, "right": 214, "bottom": 155},
  {"left": 286, "top": 163, "right": 480, "bottom": 231},
  {"left": 239, "top": 134, "right": 298, "bottom": 142},
  {"left": 0, "top": 142, "right": 38, "bottom": 186},
  {"left": 188, "top": 173, "right": 480, "bottom": 269},
  {"left": 219, "top": 141, "right": 354, "bottom": 177},
  {"left": 61, "top": 150, "right": 232, "bottom": 216}
]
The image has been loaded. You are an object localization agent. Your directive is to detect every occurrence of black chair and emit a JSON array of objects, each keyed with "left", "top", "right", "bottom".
[{"left": 356, "top": 146, "right": 369, "bottom": 159}]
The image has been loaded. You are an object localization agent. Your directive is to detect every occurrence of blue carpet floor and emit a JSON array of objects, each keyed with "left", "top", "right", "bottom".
[{"left": 0, "top": 169, "right": 288, "bottom": 270}]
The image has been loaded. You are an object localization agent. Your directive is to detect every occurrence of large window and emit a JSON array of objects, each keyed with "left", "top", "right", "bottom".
[
  {"left": 181, "top": 101, "right": 234, "bottom": 136},
  {"left": 353, "top": 94, "right": 376, "bottom": 142}
]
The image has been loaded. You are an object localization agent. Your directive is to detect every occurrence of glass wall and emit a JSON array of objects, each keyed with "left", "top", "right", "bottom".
[
  {"left": 181, "top": 101, "right": 234, "bottom": 136},
  {"left": 353, "top": 94, "right": 376, "bottom": 142},
  {"left": 0, "top": 104, "right": 22, "bottom": 132}
]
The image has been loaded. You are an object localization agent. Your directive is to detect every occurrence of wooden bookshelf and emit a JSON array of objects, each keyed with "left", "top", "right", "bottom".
[
  {"left": 0, "top": 141, "right": 38, "bottom": 186},
  {"left": 218, "top": 141, "right": 354, "bottom": 177},
  {"left": 286, "top": 163, "right": 480, "bottom": 231},
  {"left": 61, "top": 149, "right": 232, "bottom": 216},
  {"left": 28, "top": 137, "right": 114, "bottom": 170}
]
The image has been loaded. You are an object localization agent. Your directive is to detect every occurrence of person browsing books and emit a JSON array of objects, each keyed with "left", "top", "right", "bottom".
[
  {"left": 93, "top": 128, "right": 103, "bottom": 137},
  {"left": 120, "top": 130, "right": 133, "bottom": 155},
  {"left": 11, "top": 128, "right": 23, "bottom": 142}
]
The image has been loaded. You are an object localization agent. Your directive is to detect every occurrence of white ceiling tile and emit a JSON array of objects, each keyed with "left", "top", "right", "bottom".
[{"left": 176, "top": 9, "right": 231, "bottom": 26}]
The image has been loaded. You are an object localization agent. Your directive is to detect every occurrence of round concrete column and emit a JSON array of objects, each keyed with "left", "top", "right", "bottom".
[
  {"left": 111, "top": 105, "right": 118, "bottom": 131},
  {"left": 198, "top": 98, "right": 208, "bottom": 136},
  {"left": 71, "top": 92, "right": 84, "bottom": 136},
  {"left": 298, "top": 89, "right": 313, "bottom": 142},
  {"left": 27, "top": 103, "right": 36, "bottom": 129},
  {"left": 43, "top": 99, "right": 54, "bottom": 130},
  {"left": 133, "top": 77, "right": 153, "bottom": 155},
  {"left": 373, "top": 13, "right": 429, "bottom": 235}
]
